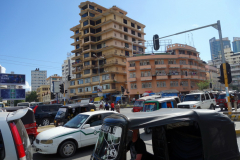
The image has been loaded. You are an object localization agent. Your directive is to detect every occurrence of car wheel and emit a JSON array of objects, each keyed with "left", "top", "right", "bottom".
[
  {"left": 197, "top": 107, "right": 201, "bottom": 109},
  {"left": 59, "top": 141, "right": 76, "bottom": 158},
  {"left": 210, "top": 104, "right": 215, "bottom": 110},
  {"left": 144, "top": 127, "right": 152, "bottom": 134},
  {"left": 41, "top": 118, "right": 50, "bottom": 126}
]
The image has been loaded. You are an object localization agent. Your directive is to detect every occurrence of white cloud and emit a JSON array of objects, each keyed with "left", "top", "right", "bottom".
[
  {"left": 0, "top": 65, "right": 6, "bottom": 73},
  {"left": 23, "top": 81, "right": 31, "bottom": 92},
  {"left": 192, "top": 24, "right": 199, "bottom": 28}
]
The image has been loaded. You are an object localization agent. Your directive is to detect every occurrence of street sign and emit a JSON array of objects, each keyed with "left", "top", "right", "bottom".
[{"left": 53, "top": 81, "right": 61, "bottom": 93}]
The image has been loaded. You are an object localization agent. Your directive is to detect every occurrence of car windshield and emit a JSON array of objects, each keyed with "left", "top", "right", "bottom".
[
  {"left": 218, "top": 94, "right": 226, "bottom": 99},
  {"left": 0, "top": 104, "right": 3, "bottom": 108},
  {"left": 134, "top": 100, "right": 144, "bottom": 107},
  {"left": 183, "top": 94, "right": 200, "bottom": 101},
  {"left": 143, "top": 102, "right": 157, "bottom": 112},
  {"left": 18, "top": 103, "right": 29, "bottom": 106},
  {"left": 94, "top": 125, "right": 122, "bottom": 159},
  {"left": 55, "top": 108, "right": 67, "bottom": 118},
  {"left": 64, "top": 114, "right": 89, "bottom": 128}
]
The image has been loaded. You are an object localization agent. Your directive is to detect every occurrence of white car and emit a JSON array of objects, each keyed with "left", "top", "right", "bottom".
[
  {"left": 0, "top": 108, "right": 33, "bottom": 160},
  {"left": 33, "top": 110, "right": 117, "bottom": 158},
  {"left": 177, "top": 92, "right": 216, "bottom": 109}
]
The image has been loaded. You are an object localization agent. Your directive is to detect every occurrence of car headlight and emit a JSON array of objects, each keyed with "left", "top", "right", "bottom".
[
  {"left": 40, "top": 140, "right": 53, "bottom": 144},
  {"left": 192, "top": 105, "right": 196, "bottom": 108}
]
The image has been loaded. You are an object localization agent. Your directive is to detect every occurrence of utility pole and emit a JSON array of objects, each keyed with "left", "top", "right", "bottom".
[{"left": 63, "top": 82, "right": 65, "bottom": 105}]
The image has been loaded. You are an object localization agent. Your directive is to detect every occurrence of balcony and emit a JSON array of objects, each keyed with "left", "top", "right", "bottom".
[
  {"left": 156, "top": 75, "right": 168, "bottom": 80},
  {"left": 181, "top": 75, "right": 189, "bottom": 79},
  {"left": 169, "top": 64, "right": 180, "bottom": 68},
  {"left": 128, "top": 66, "right": 136, "bottom": 71},
  {"left": 70, "top": 32, "right": 82, "bottom": 39},
  {"left": 140, "top": 65, "right": 151, "bottom": 70},
  {"left": 170, "top": 75, "right": 181, "bottom": 79},
  {"left": 141, "top": 76, "right": 152, "bottom": 81},
  {"left": 72, "top": 61, "right": 83, "bottom": 67},
  {"left": 129, "top": 77, "right": 136, "bottom": 82},
  {"left": 181, "top": 64, "right": 189, "bottom": 69},
  {"left": 155, "top": 64, "right": 167, "bottom": 69},
  {"left": 191, "top": 75, "right": 198, "bottom": 79},
  {"left": 231, "top": 68, "right": 240, "bottom": 71},
  {"left": 189, "top": 55, "right": 198, "bottom": 59},
  {"left": 179, "top": 54, "right": 189, "bottom": 58},
  {"left": 232, "top": 72, "right": 240, "bottom": 76},
  {"left": 190, "top": 65, "right": 198, "bottom": 70},
  {"left": 199, "top": 77, "right": 206, "bottom": 80}
]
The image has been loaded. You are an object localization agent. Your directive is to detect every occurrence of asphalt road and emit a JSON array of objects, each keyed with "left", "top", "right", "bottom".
[{"left": 33, "top": 108, "right": 240, "bottom": 160}]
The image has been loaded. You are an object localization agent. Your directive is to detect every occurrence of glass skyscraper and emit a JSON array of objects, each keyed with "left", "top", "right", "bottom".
[
  {"left": 209, "top": 37, "right": 231, "bottom": 60},
  {"left": 233, "top": 37, "right": 240, "bottom": 53}
]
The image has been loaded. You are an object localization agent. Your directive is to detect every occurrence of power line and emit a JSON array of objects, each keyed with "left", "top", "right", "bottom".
[
  {"left": 0, "top": 54, "right": 65, "bottom": 64},
  {"left": 0, "top": 58, "right": 61, "bottom": 69}
]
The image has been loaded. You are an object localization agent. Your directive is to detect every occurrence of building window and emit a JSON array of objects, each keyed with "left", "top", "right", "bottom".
[
  {"left": 133, "top": 45, "right": 137, "bottom": 50},
  {"left": 120, "top": 33, "right": 122, "bottom": 38},
  {"left": 132, "top": 38, "right": 136, "bottom": 42},
  {"left": 137, "top": 25, "right": 141, "bottom": 30},
  {"left": 139, "top": 47, "right": 143, "bottom": 52},
  {"left": 96, "top": 27, "right": 101, "bottom": 33},
  {"left": 123, "top": 19, "right": 127, "bottom": 24},
  {"left": 125, "top": 43, "right": 129, "bottom": 48},
  {"left": 124, "top": 35, "right": 128, "bottom": 40},
  {"left": 89, "top": 12, "right": 95, "bottom": 17},
  {"left": 157, "top": 81, "right": 166, "bottom": 87},
  {"left": 103, "top": 84, "right": 110, "bottom": 90},
  {"left": 181, "top": 81, "right": 188, "bottom": 86},
  {"left": 83, "top": 20, "right": 89, "bottom": 26},
  {"left": 78, "top": 79, "right": 83, "bottom": 84},
  {"left": 130, "top": 72, "right": 136, "bottom": 78},
  {"left": 114, "top": 25, "right": 116, "bottom": 28},
  {"left": 70, "top": 89, "right": 75, "bottom": 93},
  {"left": 84, "top": 61, "right": 90, "bottom": 66},
  {"left": 140, "top": 61, "right": 150, "bottom": 66},
  {"left": 142, "top": 82, "right": 152, "bottom": 88},
  {"left": 114, "top": 15, "right": 116, "bottom": 20},
  {"left": 97, "top": 8, "right": 102, "bottom": 13},
  {"left": 78, "top": 87, "right": 84, "bottom": 92},
  {"left": 129, "top": 62, "right": 135, "bottom": 67},
  {"left": 97, "top": 44, "right": 102, "bottom": 49},
  {"left": 76, "top": 44, "right": 80, "bottom": 49},
  {"left": 168, "top": 60, "right": 176, "bottom": 64},
  {"left": 85, "top": 77, "right": 91, "bottom": 83},
  {"left": 179, "top": 60, "right": 186, "bottom": 65},
  {"left": 141, "top": 71, "right": 151, "bottom": 77},
  {"left": 84, "top": 53, "right": 89, "bottom": 58},
  {"left": 131, "top": 83, "right": 137, "bottom": 89},
  {"left": 82, "top": 12, "right": 88, "bottom": 18},
  {"left": 70, "top": 81, "right": 75, "bottom": 86},
  {"left": 124, "top": 27, "right": 128, "bottom": 32},
  {"left": 138, "top": 33, "right": 141, "bottom": 38},
  {"left": 170, "top": 81, "right": 178, "bottom": 87},
  {"left": 84, "top": 37, "right": 89, "bottom": 42},
  {"left": 155, "top": 59, "right": 164, "bottom": 65},
  {"left": 131, "top": 23, "right": 135, "bottom": 28},
  {"left": 96, "top": 19, "right": 101, "bottom": 25},
  {"left": 102, "top": 74, "right": 110, "bottom": 80},
  {"left": 75, "top": 30, "right": 79, "bottom": 34},
  {"left": 119, "top": 25, "right": 122, "bottom": 30},
  {"left": 89, "top": 5, "right": 94, "bottom": 10},
  {"left": 85, "top": 86, "right": 91, "bottom": 92},
  {"left": 131, "top": 30, "right": 135, "bottom": 35},
  {"left": 84, "top": 69, "right": 90, "bottom": 75},
  {"left": 125, "top": 51, "right": 129, "bottom": 56},
  {"left": 92, "top": 76, "right": 99, "bottom": 82}
]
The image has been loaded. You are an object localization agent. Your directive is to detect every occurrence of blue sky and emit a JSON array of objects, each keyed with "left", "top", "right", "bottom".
[{"left": 0, "top": 0, "right": 239, "bottom": 90}]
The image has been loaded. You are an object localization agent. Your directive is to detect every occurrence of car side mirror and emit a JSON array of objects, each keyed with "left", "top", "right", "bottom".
[{"left": 82, "top": 124, "right": 90, "bottom": 129}]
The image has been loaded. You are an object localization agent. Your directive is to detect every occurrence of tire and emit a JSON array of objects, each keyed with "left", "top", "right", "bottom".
[
  {"left": 197, "top": 107, "right": 201, "bottom": 109},
  {"left": 41, "top": 118, "right": 50, "bottom": 126},
  {"left": 29, "top": 135, "right": 35, "bottom": 144},
  {"left": 58, "top": 141, "right": 76, "bottom": 158},
  {"left": 144, "top": 127, "right": 152, "bottom": 134},
  {"left": 210, "top": 104, "right": 215, "bottom": 110}
]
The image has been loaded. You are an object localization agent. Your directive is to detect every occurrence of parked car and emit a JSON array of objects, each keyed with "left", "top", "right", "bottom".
[
  {"left": 17, "top": 102, "right": 30, "bottom": 107},
  {"left": 33, "top": 110, "right": 117, "bottom": 158},
  {"left": 31, "top": 104, "right": 62, "bottom": 126},
  {"left": 3, "top": 107, "right": 38, "bottom": 144},
  {"left": 30, "top": 102, "right": 43, "bottom": 107},
  {"left": 54, "top": 103, "right": 96, "bottom": 127},
  {"left": 0, "top": 108, "right": 33, "bottom": 160},
  {"left": 177, "top": 91, "right": 216, "bottom": 109}
]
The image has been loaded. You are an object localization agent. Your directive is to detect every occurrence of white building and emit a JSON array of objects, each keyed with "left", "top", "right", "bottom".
[
  {"left": 31, "top": 68, "right": 47, "bottom": 91},
  {"left": 62, "top": 55, "right": 76, "bottom": 81},
  {"left": 0, "top": 65, "right": 6, "bottom": 73}
]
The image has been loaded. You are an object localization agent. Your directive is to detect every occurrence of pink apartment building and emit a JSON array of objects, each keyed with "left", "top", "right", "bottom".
[{"left": 126, "top": 44, "right": 207, "bottom": 99}]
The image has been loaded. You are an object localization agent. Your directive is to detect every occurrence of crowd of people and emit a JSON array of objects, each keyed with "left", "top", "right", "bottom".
[{"left": 99, "top": 100, "right": 121, "bottom": 113}]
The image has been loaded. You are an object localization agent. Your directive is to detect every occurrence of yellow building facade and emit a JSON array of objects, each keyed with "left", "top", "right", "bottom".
[{"left": 36, "top": 85, "right": 50, "bottom": 102}]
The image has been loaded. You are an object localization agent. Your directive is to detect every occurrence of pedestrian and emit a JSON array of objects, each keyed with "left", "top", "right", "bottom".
[
  {"left": 99, "top": 100, "right": 103, "bottom": 110},
  {"left": 111, "top": 101, "right": 115, "bottom": 111},
  {"left": 127, "top": 129, "right": 147, "bottom": 160},
  {"left": 105, "top": 102, "right": 109, "bottom": 110},
  {"left": 116, "top": 101, "right": 120, "bottom": 113}
]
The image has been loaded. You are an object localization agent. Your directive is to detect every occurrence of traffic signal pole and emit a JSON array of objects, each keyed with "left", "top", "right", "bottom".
[
  {"left": 154, "top": 20, "right": 232, "bottom": 114},
  {"left": 217, "top": 20, "right": 232, "bottom": 114}
]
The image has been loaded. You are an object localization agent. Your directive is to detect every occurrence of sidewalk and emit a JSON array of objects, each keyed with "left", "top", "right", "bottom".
[{"left": 235, "top": 121, "right": 240, "bottom": 135}]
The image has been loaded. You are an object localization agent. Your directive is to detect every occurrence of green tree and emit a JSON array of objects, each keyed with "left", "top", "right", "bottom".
[
  {"left": 26, "top": 91, "right": 38, "bottom": 102},
  {"left": 197, "top": 80, "right": 210, "bottom": 90}
]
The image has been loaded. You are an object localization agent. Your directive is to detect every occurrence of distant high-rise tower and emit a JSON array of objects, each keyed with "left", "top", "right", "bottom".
[
  {"left": 31, "top": 68, "right": 47, "bottom": 91},
  {"left": 0, "top": 65, "right": 6, "bottom": 73},
  {"left": 209, "top": 37, "right": 231, "bottom": 60},
  {"left": 232, "top": 37, "right": 240, "bottom": 53}
]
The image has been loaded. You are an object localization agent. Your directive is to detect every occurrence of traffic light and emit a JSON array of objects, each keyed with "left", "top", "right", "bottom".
[
  {"left": 209, "top": 83, "right": 212, "bottom": 88},
  {"left": 218, "top": 63, "right": 232, "bottom": 84},
  {"left": 65, "top": 90, "right": 68, "bottom": 94},
  {"left": 59, "top": 84, "right": 64, "bottom": 94},
  {"left": 121, "top": 86, "right": 125, "bottom": 93},
  {"left": 153, "top": 34, "right": 159, "bottom": 50},
  {"left": 68, "top": 75, "right": 71, "bottom": 81},
  {"left": 51, "top": 92, "right": 55, "bottom": 99}
]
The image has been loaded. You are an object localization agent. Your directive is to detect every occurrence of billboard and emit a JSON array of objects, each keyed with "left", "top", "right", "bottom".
[
  {"left": 0, "top": 89, "right": 26, "bottom": 100},
  {"left": 0, "top": 73, "right": 25, "bottom": 85}
]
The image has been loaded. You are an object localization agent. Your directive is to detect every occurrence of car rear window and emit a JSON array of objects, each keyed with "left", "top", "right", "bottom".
[
  {"left": 0, "top": 130, "right": 5, "bottom": 160},
  {"left": 209, "top": 93, "right": 215, "bottom": 99},
  {"left": 42, "top": 106, "right": 49, "bottom": 112},
  {"left": 205, "top": 94, "right": 210, "bottom": 100}
]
